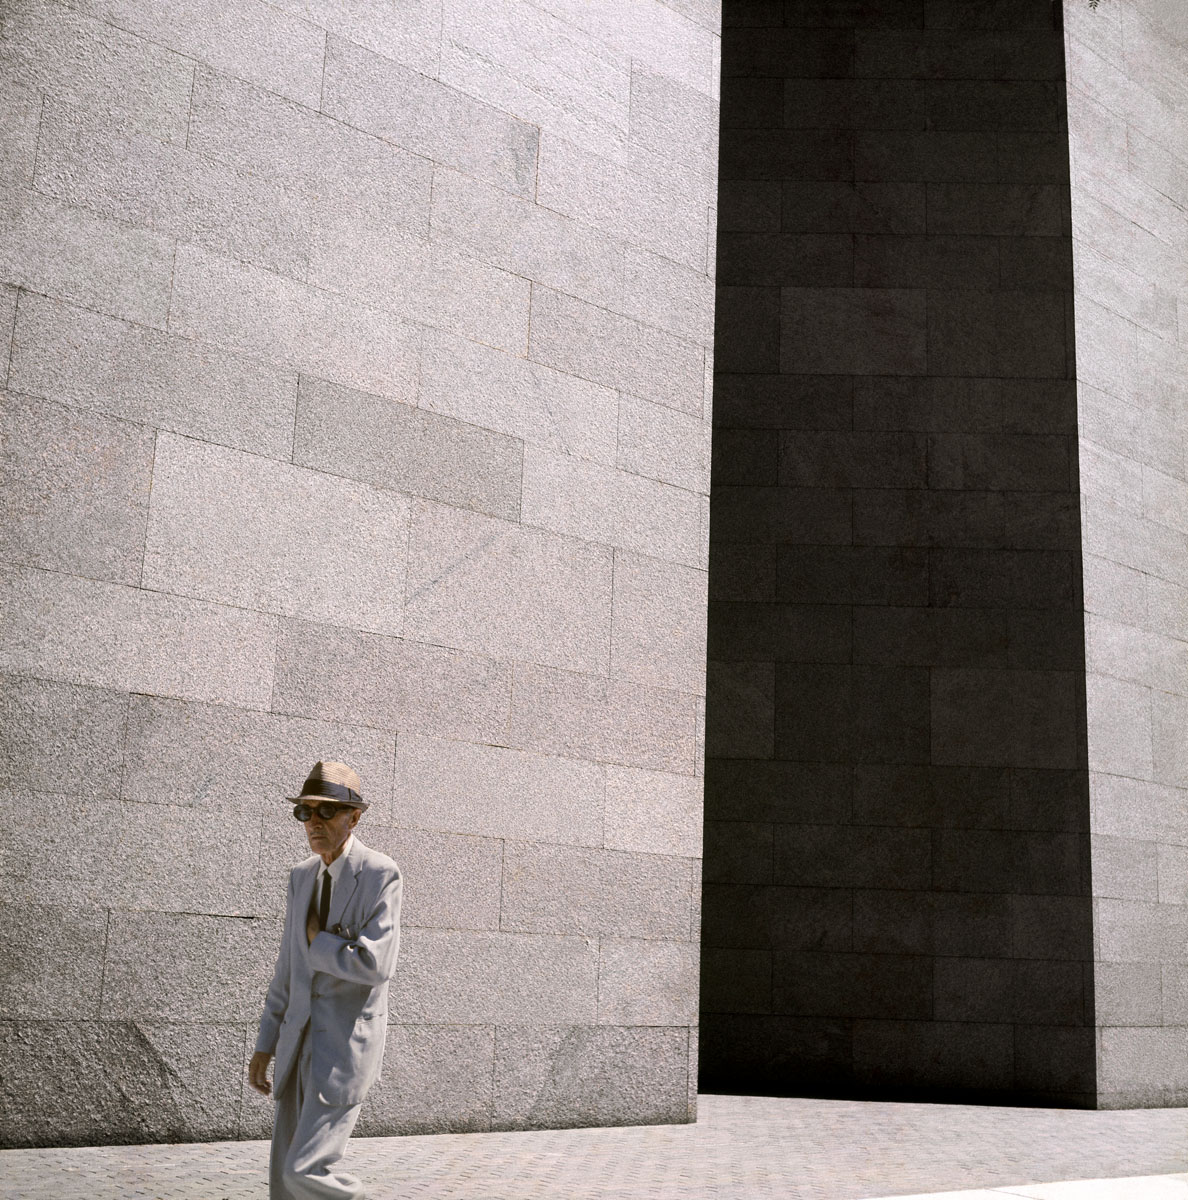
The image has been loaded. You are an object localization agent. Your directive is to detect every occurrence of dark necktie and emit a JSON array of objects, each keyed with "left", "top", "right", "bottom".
[{"left": 318, "top": 871, "right": 332, "bottom": 929}]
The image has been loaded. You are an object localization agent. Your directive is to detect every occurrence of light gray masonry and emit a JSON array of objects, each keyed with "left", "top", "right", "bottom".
[
  {"left": 0, "top": 0, "right": 718, "bottom": 1146},
  {"left": 1064, "top": 0, "right": 1188, "bottom": 1109}
]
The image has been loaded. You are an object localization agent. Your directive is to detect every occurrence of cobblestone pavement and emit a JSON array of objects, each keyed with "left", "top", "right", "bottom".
[{"left": 2, "top": 1095, "right": 1186, "bottom": 1200}]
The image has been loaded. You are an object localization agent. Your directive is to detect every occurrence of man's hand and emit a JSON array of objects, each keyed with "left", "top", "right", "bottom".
[
  {"left": 248, "top": 1051, "right": 273, "bottom": 1097},
  {"left": 306, "top": 908, "right": 320, "bottom": 946}
]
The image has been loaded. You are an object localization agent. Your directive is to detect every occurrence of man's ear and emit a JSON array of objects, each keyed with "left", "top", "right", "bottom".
[{"left": 349, "top": 808, "right": 361, "bottom": 829}]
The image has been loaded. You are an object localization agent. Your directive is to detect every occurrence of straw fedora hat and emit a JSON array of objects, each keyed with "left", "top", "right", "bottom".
[{"left": 288, "top": 761, "right": 368, "bottom": 810}]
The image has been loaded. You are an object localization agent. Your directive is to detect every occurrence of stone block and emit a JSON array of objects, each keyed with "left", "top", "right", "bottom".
[
  {"left": 389, "top": 929, "right": 597, "bottom": 1024},
  {"left": 0, "top": 1020, "right": 244, "bottom": 1147},
  {"left": 777, "top": 545, "right": 929, "bottom": 607},
  {"left": 537, "top": 135, "right": 709, "bottom": 269},
  {"left": 1, "top": 391, "right": 153, "bottom": 585},
  {"left": 703, "top": 759, "right": 851, "bottom": 825},
  {"left": 492, "top": 1025, "right": 688, "bottom": 1129},
  {"left": 631, "top": 61, "right": 717, "bottom": 170},
  {"left": 852, "top": 27, "right": 1000, "bottom": 81},
  {"left": 1011, "top": 894, "right": 1094, "bottom": 961},
  {"left": 439, "top": 0, "right": 629, "bottom": 156},
  {"left": 784, "top": 78, "right": 924, "bottom": 130},
  {"left": 853, "top": 607, "right": 1008, "bottom": 668},
  {"left": 781, "top": 287, "right": 927, "bottom": 375},
  {"left": 604, "top": 764, "right": 702, "bottom": 858},
  {"left": 853, "top": 889, "right": 933, "bottom": 955},
  {"left": 264, "top": 0, "right": 441, "bottom": 74},
  {"left": 717, "top": 233, "right": 853, "bottom": 288},
  {"left": 854, "top": 234, "right": 999, "bottom": 289},
  {"left": 935, "top": 892, "right": 1014, "bottom": 957},
  {"left": 0, "top": 79, "right": 38, "bottom": 190},
  {"left": 1008, "top": 768, "right": 1090, "bottom": 833},
  {"left": 853, "top": 488, "right": 1004, "bottom": 548},
  {"left": 357, "top": 827, "right": 501, "bottom": 934},
  {"left": 510, "top": 661, "right": 698, "bottom": 772},
  {"left": 712, "top": 429, "right": 778, "bottom": 487},
  {"left": 101, "top": 912, "right": 278, "bottom": 1021},
  {"left": 10, "top": 294, "right": 297, "bottom": 460},
  {"left": 188, "top": 67, "right": 432, "bottom": 238},
  {"left": 1148, "top": 577, "right": 1188, "bottom": 643},
  {"left": 597, "top": 938, "right": 699, "bottom": 1025},
  {"left": 1152, "top": 691, "right": 1188, "bottom": 788},
  {"left": 779, "top": 431, "right": 927, "bottom": 488},
  {"left": 530, "top": 286, "right": 704, "bottom": 415},
  {"left": 929, "top": 548, "right": 1075, "bottom": 610},
  {"left": 782, "top": 181, "right": 926, "bottom": 235},
  {"left": 617, "top": 395, "right": 711, "bottom": 494},
  {"left": 699, "top": 947, "right": 773, "bottom": 1014},
  {"left": 928, "top": 183, "right": 1066, "bottom": 236},
  {"left": 708, "top": 602, "right": 850, "bottom": 665},
  {"left": 0, "top": 188, "right": 173, "bottom": 328},
  {"left": 705, "top": 661, "right": 774, "bottom": 759},
  {"left": 0, "top": 676, "right": 127, "bottom": 801},
  {"left": 0, "top": 904, "right": 107, "bottom": 1020},
  {"left": 0, "top": 0, "right": 193, "bottom": 145},
  {"left": 773, "top": 951, "right": 932, "bottom": 1020},
  {"left": 853, "top": 1019, "right": 1014, "bottom": 1091},
  {"left": 322, "top": 36, "right": 538, "bottom": 198},
  {"left": 713, "top": 486, "right": 852, "bottom": 546},
  {"left": 69, "top": 0, "right": 325, "bottom": 106},
  {"left": 273, "top": 619, "right": 511, "bottom": 744},
  {"left": 701, "top": 884, "right": 852, "bottom": 951},
  {"left": 392, "top": 731, "right": 602, "bottom": 847},
  {"left": 720, "top": 129, "right": 853, "bottom": 182},
  {"left": 35, "top": 102, "right": 311, "bottom": 281},
  {"left": 500, "top": 842, "right": 692, "bottom": 939},
  {"left": 1086, "top": 674, "right": 1152, "bottom": 779},
  {"left": 926, "top": 79, "right": 1062, "bottom": 131},
  {"left": 521, "top": 445, "right": 702, "bottom": 568},
  {"left": 720, "top": 75, "right": 782, "bottom": 128},
  {"left": 142, "top": 434, "right": 410, "bottom": 637},
  {"left": 419, "top": 327, "right": 617, "bottom": 467},
  {"left": 1091, "top": 772, "right": 1188, "bottom": 847},
  {"left": 698, "top": 1012, "right": 851, "bottom": 1092},
  {"left": 1099, "top": 1026, "right": 1188, "bottom": 1094},
  {"left": 722, "top": 27, "right": 851, "bottom": 76},
  {"left": 719, "top": 181, "right": 782, "bottom": 233},
  {"left": 851, "top": 764, "right": 1009, "bottom": 829},
  {"left": 714, "top": 287, "right": 781, "bottom": 373},
  {"left": 404, "top": 500, "right": 612, "bottom": 676},
  {"left": 309, "top": 222, "right": 530, "bottom": 356},
  {"left": 0, "top": 790, "right": 114, "bottom": 910},
  {"left": 354, "top": 1024, "right": 495, "bottom": 1137},
  {"left": 774, "top": 824, "right": 932, "bottom": 890},
  {"left": 610, "top": 550, "right": 707, "bottom": 694},
  {"left": 1163, "top": 964, "right": 1188, "bottom": 1024},
  {"left": 933, "top": 829, "right": 1087, "bottom": 896},
  {"left": 169, "top": 246, "right": 419, "bottom": 403},
  {"left": 1088, "top": 834, "right": 1159, "bottom": 902},
  {"left": 855, "top": 131, "right": 999, "bottom": 182},
  {"left": 928, "top": 289, "right": 1069, "bottom": 379},
  {"left": 123, "top": 694, "right": 394, "bottom": 817},
  {"left": 1013, "top": 1024, "right": 1096, "bottom": 1098},
  {"left": 931, "top": 668, "right": 1081, "bottom": 769},
  {"left": 0, "top": 564, "right": 277, "bottom": 708},
  {"left": 1096, "top": 960, "right": 1161, "bottom": 1026},
  {"left": 703, "top": 820, "right": 773, "bottom": 884},
  {"left": 109, "top": 800, "right": 263, "bottom": 917},
  {"left": 1157, "top": 843, "right": 1188, "bottom": 905}
]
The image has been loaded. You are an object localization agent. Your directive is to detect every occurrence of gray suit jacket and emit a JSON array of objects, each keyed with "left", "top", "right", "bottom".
[{"left": 256, "top": 837, "right": 403, "bottom": 1106}]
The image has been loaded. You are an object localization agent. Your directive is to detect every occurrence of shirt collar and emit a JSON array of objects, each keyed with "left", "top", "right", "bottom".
[{"left": 318, "top": 833, "right": 354, "bottom": 882}]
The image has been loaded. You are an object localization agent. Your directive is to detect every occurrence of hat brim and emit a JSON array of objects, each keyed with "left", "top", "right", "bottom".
[{"left": 287, "top": 794, "right": 369, "bottom": 811}]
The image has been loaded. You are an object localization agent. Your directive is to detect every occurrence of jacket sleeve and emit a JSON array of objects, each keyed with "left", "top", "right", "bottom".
[
  {"left": 307, "top": 869, "right": 402, "bottom": 987},
  {"left": 254, "top": 870, "right": 295, "bottom": 1055}
]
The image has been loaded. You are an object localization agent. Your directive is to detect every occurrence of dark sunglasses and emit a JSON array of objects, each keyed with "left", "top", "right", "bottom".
[{"left": 293, "top": 801, "right": 354, "bottom": 822}]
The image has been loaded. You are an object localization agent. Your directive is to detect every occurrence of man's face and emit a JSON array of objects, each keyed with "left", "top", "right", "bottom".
[{"left": 304, "top": 803, "right": 360, "bottom": 859}]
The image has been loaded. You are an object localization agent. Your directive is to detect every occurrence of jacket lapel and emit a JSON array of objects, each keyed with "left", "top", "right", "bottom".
[
  {"left": 328, "top": 838, "right": 361, "bottom": 929},
  {"left": 295, "top": 858, "right": 319, "bottom": 957}
]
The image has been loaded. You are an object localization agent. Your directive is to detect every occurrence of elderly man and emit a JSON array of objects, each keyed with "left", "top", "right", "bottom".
[{"left": 249, "top": 761, "right": 403, "bottom": 1200}]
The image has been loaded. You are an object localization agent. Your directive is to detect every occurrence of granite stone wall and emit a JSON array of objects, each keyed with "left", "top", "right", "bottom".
[
  {"left": 1064, "top": 0, "right": 1188, "bottom": 1109},
  {"left": 0, "top": 0, "right": 719, "bottom": 1146},
  {"left": 702, "top": 0, "right": 1097, "bottom": 1104}
]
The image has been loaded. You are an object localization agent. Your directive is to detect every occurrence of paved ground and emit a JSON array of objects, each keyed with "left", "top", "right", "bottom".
[{"left": 2, "top": 1095, "right": 1186, "bottom": 1200}]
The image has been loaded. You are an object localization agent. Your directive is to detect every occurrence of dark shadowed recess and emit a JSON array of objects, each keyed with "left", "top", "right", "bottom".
[{"left": 700, "top": 0, "right": 1096, "bottom": 1107}]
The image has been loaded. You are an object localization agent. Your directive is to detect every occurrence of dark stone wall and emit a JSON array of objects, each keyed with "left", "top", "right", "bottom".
[{"left": 701, "top": 0, "right": 1096, "bottom": 1105}]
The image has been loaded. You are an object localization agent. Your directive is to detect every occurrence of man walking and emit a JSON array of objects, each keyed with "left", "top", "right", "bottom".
[{"left": 249, "top": 761, "right": 403, "bottom": 1200}]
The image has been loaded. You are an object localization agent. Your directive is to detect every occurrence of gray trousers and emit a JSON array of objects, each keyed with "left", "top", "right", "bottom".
[{"left": 269, "top": 1027, "right": 365, "bottom": 1200}]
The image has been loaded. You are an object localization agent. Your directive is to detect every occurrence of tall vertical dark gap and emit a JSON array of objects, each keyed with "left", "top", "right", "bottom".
[{"left": 701, "top": 0, "right": 1096, "bottom": 1105}]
